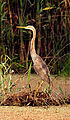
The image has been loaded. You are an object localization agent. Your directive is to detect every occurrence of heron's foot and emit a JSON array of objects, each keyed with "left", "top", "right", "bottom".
[{"left": 35, "top": 80, "right": 44, "bottom": 97}]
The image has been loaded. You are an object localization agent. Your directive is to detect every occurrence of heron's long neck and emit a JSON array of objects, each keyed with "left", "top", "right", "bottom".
[{"left": 30, "top": 30, "right": 36, "bottom": 62}]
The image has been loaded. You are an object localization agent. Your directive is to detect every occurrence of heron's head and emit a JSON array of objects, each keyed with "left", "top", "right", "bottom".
[{"left": 16, "top": 25, "right": 35, "bottom": 32}]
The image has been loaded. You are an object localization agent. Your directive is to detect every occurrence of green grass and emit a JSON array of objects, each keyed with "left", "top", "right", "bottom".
[
  {"left": 28, "top": 62, "right": 32, "bottom": 91},
  {"left": 0, "top": 55, "right": 13, "bottom": 95}
]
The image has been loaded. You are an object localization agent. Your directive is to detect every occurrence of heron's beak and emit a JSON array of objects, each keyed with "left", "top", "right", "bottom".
[{"left": 16, "top": 26, "right": 26, "bottom": 29}]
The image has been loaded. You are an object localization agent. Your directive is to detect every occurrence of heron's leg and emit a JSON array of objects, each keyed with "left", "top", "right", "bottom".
[{"left": 35, "top": 80, "right": 44, "bottom": 97}]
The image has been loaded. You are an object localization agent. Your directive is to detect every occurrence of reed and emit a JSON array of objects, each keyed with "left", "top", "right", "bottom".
[{"left": 0, "top": 0, "right": 70, "bottom": 75}]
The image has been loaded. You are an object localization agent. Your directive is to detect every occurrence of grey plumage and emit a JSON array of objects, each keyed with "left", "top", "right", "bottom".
[{"left": 33, "top": 54, "right": 50, "bottom": 85}]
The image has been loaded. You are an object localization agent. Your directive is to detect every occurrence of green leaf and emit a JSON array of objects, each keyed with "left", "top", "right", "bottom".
[
  {"left": 1, "top": 11, "right": 7, "bottom": 22},
  {"left": 19, "top": 16, "right": 22, "bottom": 26},
  {"left": 27, "top": 0, "right": 32, "bottom": 5},
  {"left": 20, "top": 0, "right": 23, "bottom": 7},
  {"left": 28, "top": 62, "right": 32, "bottom": 91},
  {"left": 58, "top": 86, "right": 65, "bottom": 96},
  {"left": 0, "top": 82, "right": 2, "bottom": 86},
  {"left": 1, "top": 2, "right": 6, "bottom": 12}
]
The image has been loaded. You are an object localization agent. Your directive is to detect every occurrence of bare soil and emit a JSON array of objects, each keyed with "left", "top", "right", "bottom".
[
  {"left": 0, "top": 105, "right": 70, "bottom": 120},
  {"left": 10, "top": 74, "right": 70, "bottom": 99},
  {"left": 0, "top": 74, "right": 70, "bottom": 120}
]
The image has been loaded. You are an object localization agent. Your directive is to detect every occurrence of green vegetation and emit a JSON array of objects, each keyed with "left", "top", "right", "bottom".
[
  {"left": 0, "top": 55, "right": 12, "bottom": 95},
  {"left": 28, "top": 62, "right": 32, "bottom": 91},
  {"left": 0, "top": 56, "right": 32, "bottom": 98},
  {"left": 0, "top": 0, "right": 70, "bottom": 76}
]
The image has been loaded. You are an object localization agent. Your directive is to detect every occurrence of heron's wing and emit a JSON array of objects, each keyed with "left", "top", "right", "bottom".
[{"left": 33, "top": 55, "right": 50, "bottom": 84}]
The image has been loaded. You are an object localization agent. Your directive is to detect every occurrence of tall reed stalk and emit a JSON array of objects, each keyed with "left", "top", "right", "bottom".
[{"left": 0, "top": 0, "right": 70, "bottom": 75}]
